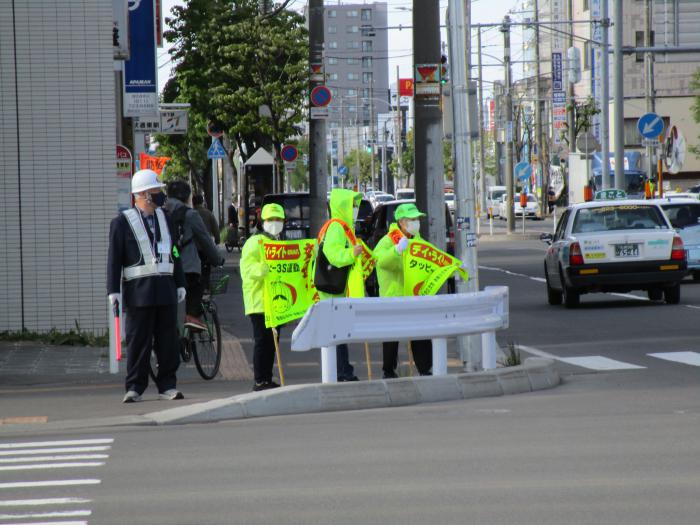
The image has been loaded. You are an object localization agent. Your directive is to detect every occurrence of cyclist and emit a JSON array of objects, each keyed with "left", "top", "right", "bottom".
[
  {"left": 165, "top": 181, "right": 224, "bottom": 332},
  {"left": 241, "top": 203, "right": 286, "bottom": 391}
]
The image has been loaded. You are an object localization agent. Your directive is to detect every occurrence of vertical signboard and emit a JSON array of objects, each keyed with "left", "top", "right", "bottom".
[
  {"left": 551, "top": 52, "right": 567, "bottom": 145},
  {"left": 116, "top": 145, "right": 133, "bottom": 212},
  {"left": 113, "top": 0, "right": 129, "bottom": 60},
  {"left": 123, "top": 0, "right": 158, "bottom": 116},
  {"left": 590, "top": 0, "right": 602, "bottom": 141}
]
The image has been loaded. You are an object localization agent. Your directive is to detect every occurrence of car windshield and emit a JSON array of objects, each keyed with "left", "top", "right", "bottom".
[
  {"left": 397, "top": 190, "right": 414, "bottom": 199},
  {"left": 661, "top": 203, "right": 700, "bottom": 229},
  {"left": 491, "top": 190, "right": 506, "bottom": 200},
  {"left": 572, "top": 205, "right": 668, "bottom": 233},
  {"left": 445, "top": 194, "right": 454, "bottom": 201},
  {"left": 376, "top": 194, "right": 394, "bottom": 202}
]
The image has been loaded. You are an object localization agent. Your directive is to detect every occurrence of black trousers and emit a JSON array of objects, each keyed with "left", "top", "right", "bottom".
[
  {"left": 250, "top": 313, "right": 279, "bottom": 384},
  {"left": 383, "top": 340, "right": 432, "bottom": 376},
  {"left": 125, "top": 304, "right": 180, "bottom": 394},
  {"left": 185, "top": 273, "right": 203, "bottom": 317}
]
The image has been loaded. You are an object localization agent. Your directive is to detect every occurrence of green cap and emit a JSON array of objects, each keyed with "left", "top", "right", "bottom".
[
  {"left": 394, "top": 203, "right": 426, "bottom": 221},
  {"left": 261, "top": 203, "right": 285, "bottom": 220}
]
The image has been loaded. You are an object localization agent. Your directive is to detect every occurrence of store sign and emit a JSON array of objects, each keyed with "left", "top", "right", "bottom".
[{"left": 123, "top": 0, "right": 158, "bottom": 116}]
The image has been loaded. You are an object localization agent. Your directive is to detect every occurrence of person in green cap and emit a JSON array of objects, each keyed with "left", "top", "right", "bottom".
[
  {"left": 373, "top": 203, "right": 432, "bottom": 378},
  {"left": 241, "top": 203, "right": 286, "bottom": 391},
  {"left": 315, "top": 188, "right": 365, "bottom": 381}
]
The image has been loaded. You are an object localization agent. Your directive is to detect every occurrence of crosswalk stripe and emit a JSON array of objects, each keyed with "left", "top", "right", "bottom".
[
  {"left": 0, "top": 462, "right": 105, "bottom": 472},
  {"left": 0, "top": 510, "right": 91, "bottom": 519},
  {"left": 0, "top": 455, "right": 109, "bottom": 464},
  {"left": 0, "top": 447, "right": 110, "bottom": 457},
  {"left": 557, "top": 356, "right": 646, "bottom": 370},
  {"left": 0, "top": 480, "right": 100, "bottom": 490},
  {"left": 0, "top": 439, "right": 112, "bottom": 450},
  {"left": 0, "top": 499, "right": 91, "bottom": 508},
  {"left": 648, "top": 351, "right": 700, "bottom": 367}
]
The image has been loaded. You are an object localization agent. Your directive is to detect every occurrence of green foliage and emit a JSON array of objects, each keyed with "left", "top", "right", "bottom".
[
  {"left": 157, "top": 0, "right": 309, "bottom": 197},
  {"left": 0, "top": 321, "right": 108, "bottom": 347},
  {"left": 443, "top": 140, "right": 454, "bottom": 181},
  {"left": 499, "top": 341, "right": 522, "bottom": 367},
  {"left": 689, "top": 70, "right": 700, "bottom": 158},
  {"left": 288, "top": 137, "right": 309, "bottom": 191},
  {"left": 389, "top": 128, "right": 414, "bottom": 187},
  {"left": 343, "top": 149, "right": 373, "bottom": 185},
  {"left": 561, "top": 96, "right": 600, "bottom": 146}
]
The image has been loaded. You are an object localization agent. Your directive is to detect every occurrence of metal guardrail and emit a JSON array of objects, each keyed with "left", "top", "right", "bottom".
[{"left": 291, "top": 286, "right": 509, "bottom": 383}]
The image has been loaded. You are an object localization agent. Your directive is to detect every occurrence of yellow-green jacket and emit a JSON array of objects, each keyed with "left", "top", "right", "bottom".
[
  {"left": 318, "top": 189, "right": 363, "bottom": 300},
  {"left": 374, "top": 223, "right": 422, "bottom": 297},
  {"left": 240, "top": 233, "right": 270, "bottom": 315}
]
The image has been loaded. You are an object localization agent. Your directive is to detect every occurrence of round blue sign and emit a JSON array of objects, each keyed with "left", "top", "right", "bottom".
[
  {"left": 338, "top": 165, "right": 348, "bottom": 176},
  {"left": 637, "top": 112, "right": 664, "bottom": 139},
  {"left": 310, "top": 85, "right": 332, "bottom": 107},
  {"left": 280, "top": 145, "right": 298, "bottom": 162}
]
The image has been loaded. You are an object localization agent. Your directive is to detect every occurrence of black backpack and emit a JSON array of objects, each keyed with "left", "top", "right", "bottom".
[{"left": 170, "top": 206, "right": 193, "bottom": 250}]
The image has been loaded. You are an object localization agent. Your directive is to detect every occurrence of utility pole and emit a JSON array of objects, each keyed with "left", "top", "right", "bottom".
[
  {"left": 494, "top": 81, "right": 504, "bottom": 185},
  {"left": 369, "top": 82, "right": 376, "bottom": 189},
  {"left": 340, "top": 97, "right": 346, "bottom": 187},
  {"left": 395, "top": 66, "right": 403, "bottom": 189},
  {"left": 355, "top": 90, "right": 361, "bottom": 190},
  {"left": 476, "top": 28, "right": 487, "bottom": 215},
  {"left": 448, "top": 0, "right": 482, "bottom": 370},
  {"left": 613, "top": 0, "right": 625, "bottom": 190},
  {"left": 644, "top": 0, "right": 655, "bottom": 183},
  {"left": 413, "top": 0, "right": 446, "bottom": 249},
  {"left": 309, "top": 0, "right": 327, "bottom": 235},
  {"left": 566, "top": 0, "right": 576, "bottom": 158},
  {"left": 501, "top": 16, "right": 515, "bottom": 233},
  {"left": 600, "top": 0, "right": 611, "bottom": 189},
  {"left": 534, "top": 0, "right": 546, "bottom": 218}
]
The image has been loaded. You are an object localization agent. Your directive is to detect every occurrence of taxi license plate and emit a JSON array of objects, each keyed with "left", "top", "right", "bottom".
[{"left": 614, "top": 243, "right": 639, "bottom": 257}]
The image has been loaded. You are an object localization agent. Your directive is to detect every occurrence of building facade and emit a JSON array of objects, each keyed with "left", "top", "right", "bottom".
[{"left": 0, "top": 0, "right": 117, "bottom": 333}]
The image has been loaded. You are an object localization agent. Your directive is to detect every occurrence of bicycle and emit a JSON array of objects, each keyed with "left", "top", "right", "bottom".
[{"left": 149, "top": 268, "right": 229, "bottom": 381}]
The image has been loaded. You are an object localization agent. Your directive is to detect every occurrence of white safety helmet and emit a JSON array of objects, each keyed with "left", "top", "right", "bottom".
[{"left": 131, "top": 169, "right": 165, "bottom": 194}]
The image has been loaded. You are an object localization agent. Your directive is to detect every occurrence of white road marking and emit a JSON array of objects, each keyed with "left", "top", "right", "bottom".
[
  {"left": 558, "top": 356, "right": 646, "bottom": 370},
  {"left": 0, "top": 480, "right": 100, "bottom": 490},
  {"left": 0, "top": 439, "right": 112, "bottom": 450},
  {"left": 0, "top": 510, "right": 91, "bottom": 519},
  {"left": 519, "top": 345, "right": 646, "bottom": 370},
  {"left": 610, "top": 292, "right": 648, "bottom": 301},
  {"left": 0, "top": 455, "right": 108, "bottom": 464},
  {"left": 0, "top": 499, "right": 91, "bottom": 508},
  {"left": 0, "top": 462, "right": 105, "bottom": 472},
  {"left": 0, "top": 447, "right": 110, "bottom": 457},
  {"left": 648, "top": 351, "right": 700, "bottom": 367}
]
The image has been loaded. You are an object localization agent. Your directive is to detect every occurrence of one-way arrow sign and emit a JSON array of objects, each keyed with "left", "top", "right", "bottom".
[{"left": 637, "top": 112, "right": 664, "bottom": 139}]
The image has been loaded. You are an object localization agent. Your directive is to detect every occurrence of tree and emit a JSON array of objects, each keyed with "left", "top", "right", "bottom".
[
  {"left": 158, "top": 0, "right": 308, "bottom": 199},
  {"left": 344, "top": 149, "right": 373, "bottom": 186},
  {"left": 560, "top": 96, "right": 600, "bottom": 148},
  {"left": 389, "top": 128, "right": 414, "bottom": 187}
]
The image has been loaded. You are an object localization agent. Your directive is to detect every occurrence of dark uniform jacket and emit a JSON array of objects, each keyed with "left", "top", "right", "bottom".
[{"left": 107, "top": 209, "right": 186, "bottom": 309}]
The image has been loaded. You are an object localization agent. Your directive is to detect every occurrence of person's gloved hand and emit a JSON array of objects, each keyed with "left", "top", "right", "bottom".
[
  {"left": 353, "top": 244, "right": 363, "bottom": 257},
  {"left": 177, "top": 287, "right": 186, "bottom": 303},
  {"left": 108, "top": 293, "right": 121, "bottom": 305},
  {"left": 395, "top": 236, "right": 409, "bottom": 255}
]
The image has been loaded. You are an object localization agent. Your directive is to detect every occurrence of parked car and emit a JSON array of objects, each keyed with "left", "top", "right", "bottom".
[
  {"left": 653, "top": 197, "right": 700, "bottom": 280},
  {"left": 370, "top": 193, "right": 395, "bottom": 208},
  {"left": 541, "top": 199, "right": 687, "bottom": 308},
  {"left": 445, "top": 192, "right": 455, "bottom": 214},
  {"left": 497, "top": 193, "right": 540, "bottom": 219},
  {"left": 486, "top": 185, "right": 507, "bottom": 217},
  {"left": 395, "top": 188, "right": 415, "bottom": 200}
]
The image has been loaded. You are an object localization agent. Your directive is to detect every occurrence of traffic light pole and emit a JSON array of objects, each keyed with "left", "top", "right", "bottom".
[{"left": 309, "top": 0, "right": 327, "bottom": 235}]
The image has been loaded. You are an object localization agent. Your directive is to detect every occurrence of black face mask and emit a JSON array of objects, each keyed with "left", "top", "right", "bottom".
[{"left": 150, "top": 192, "right": 167, "bottom": 207}]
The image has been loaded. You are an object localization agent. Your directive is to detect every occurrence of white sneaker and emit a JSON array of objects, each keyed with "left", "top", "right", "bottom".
[
  {"left": 158, "top": 389, "right": 184, "bottom": 400},
  {"left": 122, "top": 391, "right": 142, "bottom": 403}
]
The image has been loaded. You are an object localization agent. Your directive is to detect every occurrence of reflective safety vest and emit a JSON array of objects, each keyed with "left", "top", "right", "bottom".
[{"left": 122, "top": 208, "right": 174, "bottom": 281}]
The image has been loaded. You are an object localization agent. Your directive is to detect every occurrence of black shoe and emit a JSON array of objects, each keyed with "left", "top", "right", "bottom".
[
  {"left": 253, "top": 381, "right": 281, "bottom": 392},
  {"left": 337, "top": 375, "right": 359, "bottom": 382},
  {"left": 383, "top": 371, "right": 398, "bottom": 379}
]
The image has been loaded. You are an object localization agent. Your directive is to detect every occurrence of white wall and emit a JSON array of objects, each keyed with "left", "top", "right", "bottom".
[{"left": 0, "top": 0, "right": 116, "bottom": 333}]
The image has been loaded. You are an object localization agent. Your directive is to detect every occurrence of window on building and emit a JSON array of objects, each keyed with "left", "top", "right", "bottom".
[
  {"left": 635, "top": 30, "right": 654, "bottom": 63},
  {"left": 361, "top": 8, "right": 372, "bottom": 21},
  {"left": 347, "top": 25, "right": 359, "bottom": 33},
  {"left": 329, "top": 73, "right": 338, "bottom": 81},
  {"left": 347, "top": 10, "right": 358, "bottom": 17},
  {"left": 623, "top": 116, "right": 670, "bottom": 147},
  {"left": 362, "top": 88, "right": 370, "bottom": 98},
  {"left": 348, "top": 72, "right": 360, "bottom": 81},
  {"left": 347, "top": 89, "right": 357, "bottom": 96},
  {"left": 363, "top": 72, "right": 373, "bottom": 84},
  {"left": 347, "top": 41, "right": 360, "bottom": 49},
  {"left": 348, "top": 106, "right": 356, "bottom": 113},
  {"left": 652, "top": 1, "right": 700, "bottom": 63},
  {"left": 347, "top": 57, "right": 360, "bottom": 65},
  {"left": 328, "top": 41, "right": 338, "bottom": 49},
  {"left": 328, "top": 57, "right": 338, "bottom": 65},
  {"left": 362, "top": 56, "right": 373, "bottom": 68},
  {"left": 583, "top": 42, "right": 591, "bottom": 70},
  {"left": 362, "top": 40, "right": 373, "bottom": 52},
  {"left": 328, "top": 25, "right": 337, "bottom": 34},
  {"left": 328, "top": 9, "right": 336, "bottom": 18}
]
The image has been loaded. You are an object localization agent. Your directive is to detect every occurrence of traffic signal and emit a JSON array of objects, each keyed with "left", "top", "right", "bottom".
[{"left": 440, "top": 54, "right": 449, "bottom": 85}]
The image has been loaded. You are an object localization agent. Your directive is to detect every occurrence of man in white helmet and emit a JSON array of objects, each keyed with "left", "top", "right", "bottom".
[{"left": 107, "top": 169, "right": 187, "bottom": 403}]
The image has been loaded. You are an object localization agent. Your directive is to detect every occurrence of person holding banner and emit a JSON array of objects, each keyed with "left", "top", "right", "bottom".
[
  {"left": 374, "top": 203, "right": 434, "bottom": 377},
  {"left": 315, "top": 189, "right": 375, "bottom": 381},
  {"left": 241, "top": 203, "right": 287, "bottom": 391}
]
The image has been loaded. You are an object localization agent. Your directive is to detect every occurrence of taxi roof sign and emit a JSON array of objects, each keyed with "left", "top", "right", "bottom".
[{"left": 594, "top": 189, "right": 627, "bottom": 201}]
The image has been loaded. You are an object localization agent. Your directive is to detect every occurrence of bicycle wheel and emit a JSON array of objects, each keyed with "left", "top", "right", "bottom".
[
  {"left": 192, "top": 302, "right": 222, "bottom": 380},
  {"left": 148, "top": 350, "right": 158, "bottom": 382}
]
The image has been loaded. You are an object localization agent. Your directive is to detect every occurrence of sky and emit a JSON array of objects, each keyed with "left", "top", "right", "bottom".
[{"left": 157, "top": 0, "right": 526, "bottom": 101}]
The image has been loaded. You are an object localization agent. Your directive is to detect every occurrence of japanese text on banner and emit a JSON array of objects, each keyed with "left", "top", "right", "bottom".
[{"left": 403, "top": 240, "right": 468, "bottom": 296}]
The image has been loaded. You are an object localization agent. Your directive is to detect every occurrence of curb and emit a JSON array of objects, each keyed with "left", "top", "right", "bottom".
[
  {"left": 142, "top": 357, "right": 560, "bottom": 425},
  {"left": 477, "top": 232, "right": 546, "bottom": 242}
]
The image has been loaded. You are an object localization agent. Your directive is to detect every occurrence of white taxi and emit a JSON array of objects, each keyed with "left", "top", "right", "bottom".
[{"left": 541, "top": 200, "right": 687, "bottom": 308}]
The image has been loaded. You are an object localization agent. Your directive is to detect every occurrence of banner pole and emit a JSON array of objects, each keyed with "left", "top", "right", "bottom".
[
  {"left": 272, "top": 327, "right": 285, "bottom": 386},
  {"left": 364, "top": 343, "right": 372, "bottom": 380}
]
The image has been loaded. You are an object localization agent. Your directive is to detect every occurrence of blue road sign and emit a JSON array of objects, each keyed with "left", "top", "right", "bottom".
[
  {"left": 280, "top": 145, "right": 298, "bottom": 162},
  {"left": 207, "top": 138, "right": 226, "bottom": 159},
  {"left": 515, "top": 161, "right": 532, "bottom": 181},
  {"left": 338, "top": 165, "right": 348, "bottom": 176},
  {"left": 637, "top": 112, "right": 664, "bottom": 139},
  {"left": 310, "top": 85, "right": 332, "bottom": 107}
]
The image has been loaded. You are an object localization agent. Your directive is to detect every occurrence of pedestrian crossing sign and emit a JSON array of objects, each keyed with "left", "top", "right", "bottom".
[{"left": 207, "top": 138, "right": 226, "bottom": 159}]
